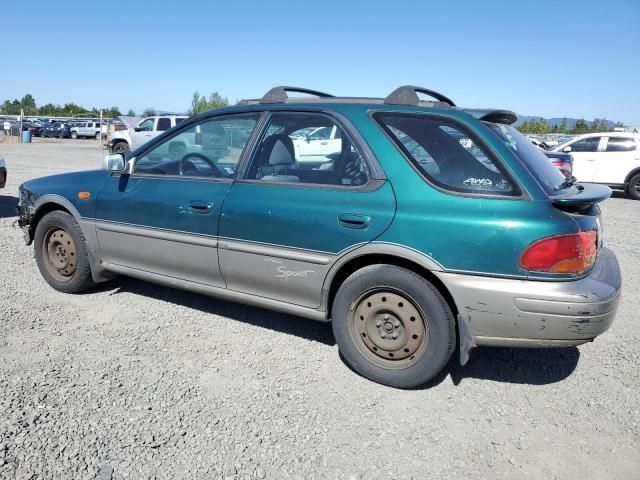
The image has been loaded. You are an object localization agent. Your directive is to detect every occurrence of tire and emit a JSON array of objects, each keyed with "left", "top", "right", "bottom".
[
  {"left": 113, "top": 141, "right": 130, "bottom": 154},
  {"left": 332, "top": 265, "right": 455, "bottom": 388},
  {"left": 626, "top": 174, "right": 640, "bottom": 200},
  {"left": 95, "top": 132, "right": 100, "bottom": 140},
  {"left": 34, "top": 211, "right": 95, "bottom": 294},
  {"left": 58, "top": 132, "right": 64, "bottom": 139},
  {"left": 71, "top": 131, "right": 78, "bottom": 139}
]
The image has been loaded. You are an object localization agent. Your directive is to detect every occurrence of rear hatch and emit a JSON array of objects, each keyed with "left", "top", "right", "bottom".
[{"left": 487, "top": 122, "right": 609, "bottom": 257}]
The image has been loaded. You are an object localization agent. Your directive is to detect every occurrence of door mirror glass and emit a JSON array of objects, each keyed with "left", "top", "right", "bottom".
[
  {"left": 562, "top": 146, "right": 572, "bottom": 153},
  {"left": 103, "top": 153, "right": 125, "bottom": 172}
]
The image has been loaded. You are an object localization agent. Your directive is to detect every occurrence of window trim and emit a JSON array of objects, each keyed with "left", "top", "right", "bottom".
[
  {"left": 372, "top": 111, "right": 526, "bottom": 200},
  {"left": 120, "top": 111, "right": 264, "bottom": 182},
  {"left": 235, "top": 110, "right": 382, "bottom": 191}
]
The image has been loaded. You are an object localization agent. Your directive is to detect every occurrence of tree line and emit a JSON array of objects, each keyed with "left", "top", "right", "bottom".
[
  {"left": 0, "top": 91, "right": 229, "bottom": 119},
  {"left": 515, "top": 117, "right": 624, "bottom": 135}
]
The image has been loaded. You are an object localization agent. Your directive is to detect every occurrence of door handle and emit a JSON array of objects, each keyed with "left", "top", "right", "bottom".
[
  {"left": 338, "top": 213, "right": 370, "bottom": 229},
  {"left": 320, "top": 141, "right": 328, "bottom": 145},
  {"left": 586, "top": 159, "right": 596, "bottom": 161},
  {"left": 189, "top": 200, "right": 213, "bottom": 213}
]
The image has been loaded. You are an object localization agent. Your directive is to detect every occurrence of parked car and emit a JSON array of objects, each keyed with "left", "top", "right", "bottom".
[
  {"left": 17, "top": 85, "right": 621, "bottom": 388},
  {"left": 543, "top": 150, "right": 573, "bottom": 178},
  {"left": 70, "top": 122, "right": 102, "bottom": 139},
  {"left": 41, "top": 122, "right": 71, "bottom": 139},
  {"left": 0, "top": 156, "right": 6, "bottom": 188},
  {"left": 108, "top": 115, "right": 189, "bottom": 154},
  {"left": 552, "top": 132, "right": 640, "bottom": 200}
]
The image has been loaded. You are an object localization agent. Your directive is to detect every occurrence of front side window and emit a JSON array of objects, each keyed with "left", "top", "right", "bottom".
[
  {"left": 243, "top": 112, "right": 370, "bottom": 187},
  {"left": 157, "top": 118, "right": 171, "bottom": 131},
  {"left": 377, "top": 113, "right": 517, "bottom": 196},
  {"left": 570, "top": 137, "right": 600, "bottom": 152},
  {"left": 137, "top": 118, "right": 154, "bottom": 132},
  {"left": 134, "top": 113, "right": 260, "bottom": 178},
  {"left": 605, "top": 137, "right": 637, "bottom": 152}
]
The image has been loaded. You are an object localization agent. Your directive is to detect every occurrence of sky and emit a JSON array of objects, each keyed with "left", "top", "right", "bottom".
[{"left": 2, "top": 0, "right": 639, "bottom": 124}]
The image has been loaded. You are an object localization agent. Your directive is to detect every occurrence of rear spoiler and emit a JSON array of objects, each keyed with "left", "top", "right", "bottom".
[{"left": 552, "top": 183, "right": 612, "bottom": 211}]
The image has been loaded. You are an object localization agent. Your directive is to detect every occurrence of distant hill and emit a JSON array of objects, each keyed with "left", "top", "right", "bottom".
[{"left": 515, "top": 116, "right": 617, "bottom": 129}]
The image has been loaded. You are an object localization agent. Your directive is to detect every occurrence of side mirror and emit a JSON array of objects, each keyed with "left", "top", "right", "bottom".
[
  {"left": 103, "top": 153, "right": 126, "bottom": 172},
  {"left": 563, "top": 146, "right": 572, "bottom": 153},
  {"left": 305, "top": 135, "right": 311, "bottom": 143},
  {"left": 134, "top": 127, "right": 143, "bottom": 132}
]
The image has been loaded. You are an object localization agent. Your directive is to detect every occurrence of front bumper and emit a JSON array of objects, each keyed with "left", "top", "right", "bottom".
[
  {"left": 0, "top": 167, "right": 6, "bottom": 188},
  {"left": 435, "top": 247, "right": 621, "bottom": 348}
]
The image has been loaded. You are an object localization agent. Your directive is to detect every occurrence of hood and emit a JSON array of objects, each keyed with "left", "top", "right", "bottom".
[{"left": 117, "top": 116, "right": 142, "bottom": 129}]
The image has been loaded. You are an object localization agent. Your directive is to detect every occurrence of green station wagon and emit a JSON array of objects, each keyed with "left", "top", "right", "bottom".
[{"left": 17, "top": 86, "right": 622, "bottom": 388}]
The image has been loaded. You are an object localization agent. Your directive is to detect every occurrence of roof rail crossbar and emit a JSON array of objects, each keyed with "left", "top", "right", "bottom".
[
  {"left": 259, "top": 86, "right": 335, "bottom": 104},
  {"left": 384, "top": 85, "right": 456, "bottom": 107}
]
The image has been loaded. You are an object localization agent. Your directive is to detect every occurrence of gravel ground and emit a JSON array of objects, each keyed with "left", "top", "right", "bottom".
[{"left": 0, "top": 140, "right": 638, "bottom": 480}]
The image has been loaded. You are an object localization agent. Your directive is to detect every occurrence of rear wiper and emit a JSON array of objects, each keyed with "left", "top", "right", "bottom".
[{"left": 554, "top": 175, "right": 578, "bottom": 191}]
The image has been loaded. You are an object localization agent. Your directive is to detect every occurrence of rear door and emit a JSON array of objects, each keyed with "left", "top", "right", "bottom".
[
  {"left": 218, "top": 111, "right": 396, "bottom": 308},
  {"left": 596, "top": 136, "right": 640, "bottom": 184},
  {"left": 95, "top": 113, "right": 261, "bottom": 286}
]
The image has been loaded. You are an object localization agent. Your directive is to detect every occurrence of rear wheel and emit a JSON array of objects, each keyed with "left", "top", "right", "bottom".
[
  {"left": 34, "top": 211, "right": 95, "bottom": 293},
  {"left": 627, "top": 174, "right": 640, "bottom": 200},
  {"left": 95, "top": 132, "right": 100, "bottom": 140},
  {"left": 58, "top": 132, "right": 64, "bottom": 139},
  {"left": 113, "top": 141, "right": 130, "bottom": 154},
  {"left": 332, "top": 264, "right": 455, "bottom": 388}
]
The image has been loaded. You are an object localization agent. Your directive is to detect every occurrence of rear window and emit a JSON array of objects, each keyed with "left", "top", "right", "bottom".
[
  {"left": 487, "top": 123, "right": 572, "bottom": 195},
  {"left": 606, "top": 137, "right": 636, "bottom": 152},
  {"left": 377, "top": 113, "right": 517, "bottom": 196},
  {"left": 157, "top": 118, "right": 171, "bottom": 131}
]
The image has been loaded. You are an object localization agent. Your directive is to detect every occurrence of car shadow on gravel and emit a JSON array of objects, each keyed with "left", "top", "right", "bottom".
[
  {"left": 611, "top": 190, "right": 634, "bottom": 200},
  {"left": 97, "top": 277, "right": 336, "bottom": 346},
  {"left": 449, "top": 346, "right": 580, "bottom": 386},
  {"left": 0, "top": 195, "right": 18, "bottom": 218}
]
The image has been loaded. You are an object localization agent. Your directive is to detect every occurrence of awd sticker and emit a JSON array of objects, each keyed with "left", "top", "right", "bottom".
[{"left": 463, "top": 177, "right": 493, "bottom": 186}]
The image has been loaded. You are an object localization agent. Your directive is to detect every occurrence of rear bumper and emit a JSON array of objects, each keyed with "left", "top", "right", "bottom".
[{"left": 435, "top": 247, "right": 621, "bottom": 347}]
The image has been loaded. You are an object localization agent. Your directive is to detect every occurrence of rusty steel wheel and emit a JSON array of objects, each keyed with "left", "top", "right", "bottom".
[
  {"left": 350, "top": 290, "right": 428, "bottom": 368},
  {"left": 42, "top": 228, "right": 77, "bottom": 281},
  {"left": 332, "top": 264, "right": 455, "bottom": 388}
]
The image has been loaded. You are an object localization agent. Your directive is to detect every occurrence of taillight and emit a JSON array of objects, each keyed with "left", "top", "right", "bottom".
[{"left": 519, "top": 230, "right": 597, "bottom": 274}]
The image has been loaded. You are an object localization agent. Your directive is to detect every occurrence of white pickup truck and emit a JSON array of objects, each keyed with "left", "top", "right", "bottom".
[{"left": 108, "top": 115, "right": 188, "bottom": 154}]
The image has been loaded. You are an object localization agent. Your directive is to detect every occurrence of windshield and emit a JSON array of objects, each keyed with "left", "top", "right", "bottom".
[{"left": 487, "top": 123, "right": 574, "bottom": 195}]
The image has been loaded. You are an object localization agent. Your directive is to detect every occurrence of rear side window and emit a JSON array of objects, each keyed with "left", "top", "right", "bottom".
[
  {"left": 376, "top": 113, "right": 517, "bottom": 196},
  {"left": 606, "top": 137, "right": 636, "bottom": 152},
  {"left": 570, "top": 137, "right": 600, "bottom": 152},
  {"left": 157, "top": 118, "right": 171, "bottom": 131},
  {"left": 175, "top": 117, "right": 187, "bottom": 125}
]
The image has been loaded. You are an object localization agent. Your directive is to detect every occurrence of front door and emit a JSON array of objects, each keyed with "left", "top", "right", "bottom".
[
  {"left": 95, "top": 113, "right": 261, "bottom": 287},
  {"left": 566, "top": 136, "right": 603, "bottom": 182},
  {"left": 130, "top": 117, "right": 156, "bottom": 150},
  {"left": 219, "top": 111, "right": 396, "bottom": 308}
]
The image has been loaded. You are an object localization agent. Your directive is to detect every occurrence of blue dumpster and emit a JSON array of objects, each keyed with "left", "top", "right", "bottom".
[{"left": 21, "top": 130, "right": 32, "bottom": 143}]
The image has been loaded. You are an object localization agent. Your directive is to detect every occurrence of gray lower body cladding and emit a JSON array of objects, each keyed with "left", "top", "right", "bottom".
[{"left": 435, "top": 247, "right": 621, "bottom": 347}]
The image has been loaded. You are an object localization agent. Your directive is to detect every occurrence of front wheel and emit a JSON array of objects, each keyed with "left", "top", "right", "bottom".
[
  {"left": 332, "top": 265, "right": 455, "bottom": 388},
  {"left": 71, "top": 131, "right": 78, "bottom": 139},
  {"left": 58, "top": 132, "right": 64, "bottom": 139},
  {"left": 34, "top": 211, "right": 95, "bottom": 293},
  {"left": 112, "top": 141, "right": 130, "bottom": 154},
  {"left": 627, "top": 174, "right": 640, "bottom": 200}
]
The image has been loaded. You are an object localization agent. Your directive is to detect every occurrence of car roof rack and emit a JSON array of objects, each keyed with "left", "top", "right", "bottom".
[
  {"left": 259, "top": 86, "right": 335, "bottom": 104},
  {"left": 384, "top": 85, "right": 456, "bottom": 107}
]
